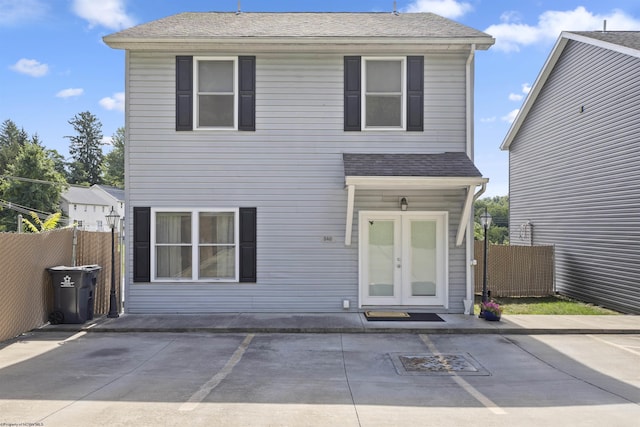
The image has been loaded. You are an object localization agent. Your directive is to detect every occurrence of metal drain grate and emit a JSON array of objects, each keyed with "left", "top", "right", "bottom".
[{"left": 390, "top": 353, "right": 490, "bottom": 376}]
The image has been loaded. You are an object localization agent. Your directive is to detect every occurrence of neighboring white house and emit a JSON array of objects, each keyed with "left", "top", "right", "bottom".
[
  {"left": 104, "top": 12, "right": 494, "bottom": 314},
  {"left": 60, "top": 185, "right": 125, "bottom": 231},
  {"left": 501, "top": 31, "right": 640, "bottom": 314}
]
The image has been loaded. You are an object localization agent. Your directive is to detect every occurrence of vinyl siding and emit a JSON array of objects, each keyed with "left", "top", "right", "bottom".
[
  {"left": 125, "top": 51, "right": 471, "bottom": 313},
  {"left": 508, "top": 40, "right": 640, "bottom": 314}
]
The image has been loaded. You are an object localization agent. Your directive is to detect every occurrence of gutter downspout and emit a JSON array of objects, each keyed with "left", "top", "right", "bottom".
[
  {"left": 466, "top": 44, "right": 476, "bottom": 159},
  {"left": 463, "top": 44, "right": 478, "bottom": 315},
  {"left": 464, "top": 182, "right": 486, "bottom": 314}
]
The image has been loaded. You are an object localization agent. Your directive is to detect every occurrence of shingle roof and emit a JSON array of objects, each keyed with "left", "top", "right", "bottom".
[
  {"left": 570, "top": 31, "right": 640, "bottom": 51},
  {"left": 104, "top": 12, "right": 493, "bottom": 43},
  {"left": 95, "top": 185, "right": 124, "bottom": 201},
  {"left": 62, "top": 186, "right": 111, "bottom": 205},
  {"left": 343, "top": 152, "right": 482, "bottom": 177}
]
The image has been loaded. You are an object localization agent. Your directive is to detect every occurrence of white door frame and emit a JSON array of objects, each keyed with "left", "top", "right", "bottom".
[{"left": 359, "top": 211, "right": 448, "bottom": 307}]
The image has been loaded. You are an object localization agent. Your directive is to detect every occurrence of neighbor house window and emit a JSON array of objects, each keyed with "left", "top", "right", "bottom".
[
  {"left": 195, "top": 57, "right": 237, "bottom": 129},
  {"left": 363, "top": 57, "right": 405, "bottom": 129},
  {"left": 152, "top": 209, "right": 238, "bottom": 281}
]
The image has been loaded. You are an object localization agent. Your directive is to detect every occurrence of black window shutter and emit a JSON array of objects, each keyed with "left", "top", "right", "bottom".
[
  {"left": 239, "top": 207, "right": 257, "bottom": 282},
  {"left": 133, "top": 207, "right": 151, "bottom": 282},
  {"left": 176, "top": 56, "right": 193, "bottom": 131},
  {"left": 344, "top": 56, "right": 361, "bottom": 131},
  {"left": 406, "top": 56, "right": 424, "bottom": 132},
  {"left": 238, "top": 56, "right": 256, "bottom": 131}
]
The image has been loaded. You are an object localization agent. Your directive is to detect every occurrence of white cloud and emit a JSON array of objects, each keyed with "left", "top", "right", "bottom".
[
  {"left": 508, "top": 82, "right": 531, "bottom": 101},
  {"left": 502, "top": 109, "right": 520, "bottom": 123},
  {"left": 100, "top": 92, "right": 125, "bottom": 112},
  {"left": 405, "top": 0, "right": 473, "bottom": 19},
  {"left": 480, "top": 116, "right": 496, "bottom": 123},
  {"left": 0, "top": 0, "right": 48, "bottom": 26},
  {"left": 56, "top": 88, "right": 84, "bottom": 98},
  {"left": 102, "top": 136, "right": 113, "bottom": 146},
  {"left": 10, "top": 58, "right": 49, "bottom": 77},
  {"left": 72, "top": 0, "right": 135, "bottom": 30},
  {"left": 486, "top": 6, "right": 640, "bottom": 52}
]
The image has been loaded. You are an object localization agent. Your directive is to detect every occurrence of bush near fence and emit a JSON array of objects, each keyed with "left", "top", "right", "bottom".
[
  {"left": 0, "top": 228, "right": 121, "bottom": 342},
  {"left": 474, "top": 241, "right": 554, "bottom": 297}
]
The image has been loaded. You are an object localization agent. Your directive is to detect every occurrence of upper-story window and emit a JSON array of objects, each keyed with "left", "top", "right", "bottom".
[
  {"left": 176, "top": 56, "right": 255, "bottom": 132},
  {"left": 344, "top": 56, "right": 423, "bottom": 132},
  {"left": 195, "top": 57, "right": 237, "bottom": 129},
  {"left": 363, "top": 58, "right": 405, "bottom": 129}
]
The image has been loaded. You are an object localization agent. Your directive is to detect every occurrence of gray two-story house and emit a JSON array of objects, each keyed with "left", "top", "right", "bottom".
[
  {"left": 104, "top": 12, "right": 494, "bottom": 314},
  {"left": 501, "top": 31, "right": 640, "bottom": 314}
]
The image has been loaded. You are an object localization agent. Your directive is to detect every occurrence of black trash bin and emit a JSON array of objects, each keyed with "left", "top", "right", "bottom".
[{"left": 47, "top": 265, "right": 102, "bottom": 324}]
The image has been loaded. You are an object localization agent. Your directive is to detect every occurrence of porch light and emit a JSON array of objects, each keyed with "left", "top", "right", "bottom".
[{"left": 400, "top": 197, "right": 408, "bottom": 211}]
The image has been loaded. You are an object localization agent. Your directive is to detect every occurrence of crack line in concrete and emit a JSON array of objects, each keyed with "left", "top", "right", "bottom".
[
  {"left": 179, "top": 333, "right": 254, "bottom": 411},
  {"left": 340, "top": 333, "right": 363, "bottom": 427}
]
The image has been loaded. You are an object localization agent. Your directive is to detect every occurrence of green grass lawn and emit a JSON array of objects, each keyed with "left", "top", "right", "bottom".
[{"left": 475, "top": 295, "right": 621, "bottom": 315}]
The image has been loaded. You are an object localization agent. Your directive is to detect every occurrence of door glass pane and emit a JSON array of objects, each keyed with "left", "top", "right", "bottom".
[
  {"left": 410, "top": 220, "right": 437, "bottom": 296},
  {"left": 368, "top": 220, "right": 395, "bottom": 297}
]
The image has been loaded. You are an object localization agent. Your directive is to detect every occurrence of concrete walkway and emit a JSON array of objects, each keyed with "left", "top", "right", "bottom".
[{"left": 37, "top": 312, "right": 640, "bottom": 335}]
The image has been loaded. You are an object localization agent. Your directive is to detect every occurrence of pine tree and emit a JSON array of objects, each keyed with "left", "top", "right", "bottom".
[
  {"left": 0, "top": 119, "right": 29, "bottom": 174},
  {"left": 66, "top": 111, "right": 104, "bottom": 185},
  {"left": 102, "top": 127, "right": 125, "bottom": 188}
]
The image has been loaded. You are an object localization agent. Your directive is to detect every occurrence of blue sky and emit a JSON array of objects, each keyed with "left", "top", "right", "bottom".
[{"left": 2, "top": 0, "right": 640, "bottom": 197}]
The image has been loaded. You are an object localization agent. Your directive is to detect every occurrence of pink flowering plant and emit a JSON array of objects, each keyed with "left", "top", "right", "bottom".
[{"left": 481, "top": 301, "right": 503, "bottom": 316}]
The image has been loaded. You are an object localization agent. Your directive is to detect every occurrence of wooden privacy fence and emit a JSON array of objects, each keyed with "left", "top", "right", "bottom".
[
  {"left": 474, "top": 241, "right": 554, "bottom": 297},
  {"left": 0, "top": 228, "right": 121, "bottom": 342}
]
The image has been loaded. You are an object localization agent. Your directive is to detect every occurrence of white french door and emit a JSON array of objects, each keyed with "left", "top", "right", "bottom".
[{"left": 359, "top": 212, "right": 448, "bottom": 306}]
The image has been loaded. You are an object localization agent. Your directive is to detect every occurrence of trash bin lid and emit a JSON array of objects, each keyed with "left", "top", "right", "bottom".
[{"left": 47, "top": 264, "right": 102, "bottom": 272}]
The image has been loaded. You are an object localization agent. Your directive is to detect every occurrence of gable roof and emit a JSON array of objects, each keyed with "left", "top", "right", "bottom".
[
  {"left": 501, "top": 31, "right": 640, "bottom": 150},
  {"left": 93, "top": 185, "right": 124, "bottom": 202},
  {"left": 103, "top": 12, "right": 494, "bottom": 50},
  {"left": 62, "top": 186, "right": 112, "bottom": 206}
]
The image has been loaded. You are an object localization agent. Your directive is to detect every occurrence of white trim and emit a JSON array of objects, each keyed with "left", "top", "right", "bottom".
[
  {"left": 361, "top": 57, "right": 406, "bottom": 131},
  {"left": 345, "top": 176, "right": 488, "bottom": 189},
  {"left": 193, "top": 56, "right": 238, "bottom": 131},
  {"left": 345, "top": 185, "right": 355, "bottom": 246},
  {"left": 344, "top": 176, "right": 488, "bottom": 248},
  {"left": 456, "top": 185, "right": 476, "bottom": 247},
  {"left": 150, "top": 208, "right": 240, "bottom": 283},
  {"left": 105, "top": 37, "right": 495, "bottom": 52},
  {"left": 359, "top": 211, "right": 448, "bottom": 307}
]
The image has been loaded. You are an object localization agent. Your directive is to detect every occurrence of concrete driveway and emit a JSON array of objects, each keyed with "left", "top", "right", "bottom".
[{"left": 0, "top": 331, "right": 638, "bottom": 426}]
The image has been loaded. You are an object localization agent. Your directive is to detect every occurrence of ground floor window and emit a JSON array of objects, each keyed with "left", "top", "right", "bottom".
[{"left": 152, "top": 209, "right": 238, "bottom": 281}]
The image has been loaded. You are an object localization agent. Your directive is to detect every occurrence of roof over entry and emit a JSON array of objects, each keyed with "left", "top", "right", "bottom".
[{"left": 343, "top": 152, "right": 488, "bottom": 246}]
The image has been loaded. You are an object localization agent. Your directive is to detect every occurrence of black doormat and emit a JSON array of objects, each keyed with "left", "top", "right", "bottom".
[{"left": 364, "top": 312, "right": 444, "bottom": 322}]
